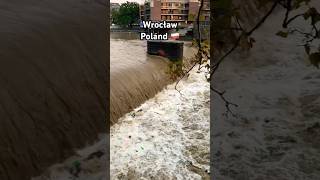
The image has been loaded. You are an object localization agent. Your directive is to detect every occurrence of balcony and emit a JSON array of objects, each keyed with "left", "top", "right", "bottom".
[
  {"left": 161, "top": 13, "right": 188, "bottom": 16},
  {"left": 161, "top": 6, "right": 189, "bottom": 10},
  {"left": 161, "top": 9, "right": 188, "bottom": 14}
]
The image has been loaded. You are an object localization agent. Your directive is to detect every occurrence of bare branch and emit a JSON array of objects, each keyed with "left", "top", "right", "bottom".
[
  {"left": 211, "top": 86, "right": 239, "bottom": 117},
  {"left": 175, "top": 0, "right": 205, "bottom": 92},
  {"left": 210, "top": 0, "right": 279, "bottom": 80}
]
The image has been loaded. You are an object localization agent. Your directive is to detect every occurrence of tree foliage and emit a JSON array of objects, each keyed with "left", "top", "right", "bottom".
[{"left": 112, "top": 2, "right": 140, "bottom": 28}]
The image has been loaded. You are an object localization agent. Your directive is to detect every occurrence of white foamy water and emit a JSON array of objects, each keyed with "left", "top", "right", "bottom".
[
  {"left": 110, "top": 67, "right": 210, "bottom": 179},
  {"left": 33, "top": 66, "right": 210, "bottom": 180},
  {"left": 110, "top": 33, "right": 198, "bottom": 123}
]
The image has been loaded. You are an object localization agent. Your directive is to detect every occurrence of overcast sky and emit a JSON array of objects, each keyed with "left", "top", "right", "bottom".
[{"left": 110, "top": 0, "right": 145, "bottom": 4}]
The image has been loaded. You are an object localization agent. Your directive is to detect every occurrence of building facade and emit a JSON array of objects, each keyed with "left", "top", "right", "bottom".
[
  {"left": 110, "top": 2, "right": 120, "bottom": 12},
  {"left": 140, "top": 0, "right": 210, "bottom": 26},
  {"left": 193, "top": 0, "right": 210, "bottom": 39}
]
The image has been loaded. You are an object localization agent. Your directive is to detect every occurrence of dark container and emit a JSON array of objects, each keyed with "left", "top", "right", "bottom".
[{"left": 147, "top": 40, "right": 184, "bottom": 61}]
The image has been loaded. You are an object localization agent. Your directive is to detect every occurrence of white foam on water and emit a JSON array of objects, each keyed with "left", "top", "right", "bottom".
[
  {"left": 110, "top": 67, "right": 210, "bottom": 179},
  {"left": 33, "top": 66, "right": 210, "bottom": 180}
]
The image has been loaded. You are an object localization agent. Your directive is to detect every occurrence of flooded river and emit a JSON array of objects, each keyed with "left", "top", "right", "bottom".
[
  {"left": 33, "top": 32, "right": 208, "bottom": 180},
  {"left": 110, "top": 32, "right": 209, "bottom": 179},
  {"left": 110, "top": 32, "right": 196, "bottom": 124},
  {"left": 110, "top": 32, "right": 171, "bottom": 124}
]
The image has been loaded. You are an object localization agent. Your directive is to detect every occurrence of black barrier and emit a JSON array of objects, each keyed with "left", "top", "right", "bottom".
[{"left": 147, "top": 40, "right": 184, "bottom": 61}]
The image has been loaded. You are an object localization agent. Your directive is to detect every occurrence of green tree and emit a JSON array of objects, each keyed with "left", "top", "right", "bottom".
[
  {"left": 111, "top": 9, "right": 119, "bottom": 25},
  {"left": 113, "top": 2, "right": 140, "bottom": 28}
]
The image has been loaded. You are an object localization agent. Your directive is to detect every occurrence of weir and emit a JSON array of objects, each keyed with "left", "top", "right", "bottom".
[
  {"left": 110, "top": 34, "right": 196, "bottom": 124},
  {"left": 110, "top": 39, "right": 172, "bottom": 124}
]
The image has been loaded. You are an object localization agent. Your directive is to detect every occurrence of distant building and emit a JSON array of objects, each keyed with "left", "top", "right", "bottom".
[
  {"left": 110, "top": 3, "right": 120, "bottom": 11},
  {"left": 139, "top": 0, "right": 210, "bottom": 27},
  {"left": 193, "top": 0, "right": 210, "bottom": 40},
  {"left": 110, "top": 3, "right": 120, "bottom": 24}
]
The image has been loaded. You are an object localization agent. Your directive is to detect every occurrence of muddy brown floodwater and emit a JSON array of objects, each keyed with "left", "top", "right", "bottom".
[{"left": 110, "top": 32, "right": 196, "bottom": 124}]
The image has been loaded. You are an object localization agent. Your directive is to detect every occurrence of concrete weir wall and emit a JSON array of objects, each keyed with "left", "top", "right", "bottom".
[{"left": 0, "top": 0, "right": 107, "bottom": 179}]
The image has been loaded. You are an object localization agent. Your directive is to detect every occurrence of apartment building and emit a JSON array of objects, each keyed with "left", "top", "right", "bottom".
[
  {"left": 140, "top": 0, "right": 209, "bottom": 26},
  {"left": 111, "top": 2, "right": 120, "bottom": 11},
  {"left": 193, "top": 0, "right": 210, "bottom": 40}
]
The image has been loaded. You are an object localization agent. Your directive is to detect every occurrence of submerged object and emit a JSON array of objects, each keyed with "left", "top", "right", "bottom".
[{"left": 147, "top": 40, "right": 184, "bottom": 61}]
